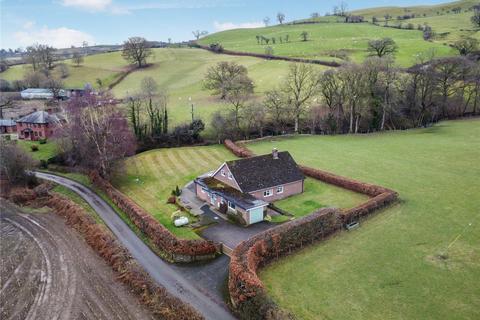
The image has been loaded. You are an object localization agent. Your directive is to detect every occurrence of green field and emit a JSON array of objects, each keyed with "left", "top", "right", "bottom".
[
  {"left": 275, "top": 178, "right": 367, "bottom": 217},
  {"left": 1, "top": 51, "right": 129, "bottom": 89},
  {"left": 112, "top": 145, "right": 238, "bottom": 239},
  {"left": 111, "top": 48, "right": 324, "bottom": 130},
  {"left": 17, "top": 140, "right": 57, "bottom": 161},
  {"left": 351, "top": 0, "right": 478, "bottom": 20},
  {"left": 199, "top": 23, "right": 453, "bottom": 66},
  {"left": 245, "top": 119, "right": 480, "bottom": 319},
  {"left": 1, "top": 48, "right": 324, "bottom": 132}
]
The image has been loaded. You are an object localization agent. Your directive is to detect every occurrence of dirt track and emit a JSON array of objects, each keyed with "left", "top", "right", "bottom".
[{"left": 0, "top": 200, "right": 154, "bottom": 320}]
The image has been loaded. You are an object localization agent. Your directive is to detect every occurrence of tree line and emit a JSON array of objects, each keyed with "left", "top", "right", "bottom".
[{"left": 204, "top": 53, "right": 479, "bottom": 141}]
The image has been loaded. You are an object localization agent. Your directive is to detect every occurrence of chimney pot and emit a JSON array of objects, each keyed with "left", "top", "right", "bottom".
[{"left": 272, "top": 148, "right": 279, "bottom": 159}]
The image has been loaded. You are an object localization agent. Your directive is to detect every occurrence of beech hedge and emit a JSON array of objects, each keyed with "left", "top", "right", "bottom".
[
  {"left": 89, "top": 171, "right": 218, "bottom": 263},
  {"left": 229, "top": 208, "right": 340, "bottom": 319},
  {"left": 44, "top": 193, "right": 203, "bottom": 320},
  {"left": 223, "top": 139, "right": 399, "bottom": 318}
]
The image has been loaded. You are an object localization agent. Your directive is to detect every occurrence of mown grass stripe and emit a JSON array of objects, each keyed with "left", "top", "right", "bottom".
[
  {"left": 186, "top": 148, "right": 209, "bottom": 167},
  {"left": 153, "top": 152, "right": 175, "bottom": 176},
  {"left": 168, "top": 149, "right": 190, "bottom": 174},
  {"left": 163, "top": 150, "right": 188, "bottom": 175}
]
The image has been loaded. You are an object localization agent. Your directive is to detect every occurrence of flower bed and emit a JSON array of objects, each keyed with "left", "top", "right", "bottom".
[{"left": 89, "top": 171, "right": 219, "bottom": 263}]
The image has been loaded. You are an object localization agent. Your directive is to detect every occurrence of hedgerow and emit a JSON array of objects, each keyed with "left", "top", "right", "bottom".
[
  {"left": 89, "top": 171, "right": 219, "bottom": 262},
  {"left": 9, "top": 188, "right": 203, "bottom": 320},
  {"left": 223, "top": 139, "right": 399, "bottom": 318}
]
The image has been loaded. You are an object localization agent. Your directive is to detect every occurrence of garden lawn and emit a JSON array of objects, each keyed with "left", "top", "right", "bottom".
[
  {"left": 17, "top": 140, "right": 57, "bottom": 161},
  {"left": 275, "top": 178, "right": 367, "bottom": 217},
  {"left": 112, "top": 145, "right": 238, "bottom": 239},
  {"left": 199, "top": 22, "right": 452, "bottom": 66},
  {"left": 246, "top": 119, "right": 480, "bottom": 320}
]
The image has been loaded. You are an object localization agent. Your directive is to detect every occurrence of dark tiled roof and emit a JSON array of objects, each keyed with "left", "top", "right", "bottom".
[
  {"left": 17, "top": 111, "right": 63, "bottom": 124},
  {"left": 226, "top": 151, "right": 304, "bottom": 193},
  {"left": 0, "top": 119, "right": 16, "bottom": 126},
  {"left": 196, "top": 177, "right": 267, "bottom": 210}
]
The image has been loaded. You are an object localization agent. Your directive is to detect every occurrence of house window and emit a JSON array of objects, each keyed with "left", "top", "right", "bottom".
[
  {"left": 201, "top": 187, "right": 208, "bottom": 194},
  {"left": 263, "top": 189, "right": 273, "bottom": 197},
  {"left": 221, "top": 170, "right": 226, "bottom": 177},
  {"left": 276, "top": 186, "right": 284, "bottom": 194},
  {"left": 39, "top": 132, "right": 42, "bottom": 137},
  {"left": 34, "top": 132, "right": 38, "bottom": 136},
  {"left": 228, "top": 172, "right": 233, "bottom": 180},
  {"left": 228, "top": 201, "right": 236, "bottom": 210}
]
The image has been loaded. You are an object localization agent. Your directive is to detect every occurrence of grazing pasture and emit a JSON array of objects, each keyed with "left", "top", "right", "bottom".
[
  {"left": 199, "top": 23, "right": 452, "bottom": 66},
  {"left": 245, "top": 119, "right": 480, "bottom": 320}
]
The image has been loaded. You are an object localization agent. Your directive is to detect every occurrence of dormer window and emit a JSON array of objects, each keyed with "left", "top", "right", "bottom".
[
  {"left": 221, "top": 170, "right": 226, "bottom": 177},
  {"left": 228, "top": 172, "right": 233, "bottom": 180}
]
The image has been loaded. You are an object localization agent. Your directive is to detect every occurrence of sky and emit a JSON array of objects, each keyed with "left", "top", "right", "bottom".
[{"left": 1, "top": 0, "right": 452, "bottom": 49}]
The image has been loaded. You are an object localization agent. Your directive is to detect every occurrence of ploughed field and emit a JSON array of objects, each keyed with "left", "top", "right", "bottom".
[
  {"left": 245, "top": 119, "right": 480, "bottom": 319},
  {"left": 0, "top": 200, "right": 153, "bottom": 320}
]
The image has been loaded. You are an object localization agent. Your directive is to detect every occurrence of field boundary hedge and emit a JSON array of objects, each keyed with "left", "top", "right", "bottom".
[
  {"left": 7, "top": 187, "right": 203, "bottom": 320},
  {"left": 89, "top": 171, "right": 219, "bottom": 263},
  {"left": 223, "top": 139, "right": 399, "bottom": 319},
  {"left": 194, "top": 43, "right": 341, "bottom": 67}
]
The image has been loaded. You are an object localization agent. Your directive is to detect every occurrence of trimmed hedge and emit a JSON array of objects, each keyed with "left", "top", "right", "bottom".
[
  {"left": 89, "top": 171, "right": 218, "bottom": 263},
  {"left": 223, "top": 139, "right": 399, "bottom": 319},
  {"left": 40, "top": 192, "right": 203, "bottom": 320},
  {"left": 195, "top": 44, "right": 341, "bottom": 68},
  {"left": 229, "top": 208, "right": 340, "bottom": 319}
]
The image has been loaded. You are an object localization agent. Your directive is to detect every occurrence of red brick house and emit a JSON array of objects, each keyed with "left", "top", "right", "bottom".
[
  {"left": 195, "top": 149, "right": 305, "bottom": 225},
  {"left": 16, "top": 111, "right": 63, "bottom": 141},
  {"left": 0, "top": 119, "right": 17, "bottom": 134}
]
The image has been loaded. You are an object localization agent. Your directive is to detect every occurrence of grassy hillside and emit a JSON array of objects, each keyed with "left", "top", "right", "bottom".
[
  {"left": 1, "top": 48, "right": 325, "bottom": 131},
  {"left": 111, "top": 48, "right": 325, "bottom": 129},
  {"left": 351, "top": 0, "right": 478, "bottom": 19},
  {"left": 1, "top": 51, "right": 129, "bottom": 89},
  {"left": 199, "top": 23, "right": 453, "bottom": 66},
  {"left": 245, "top": 119, "right": 480, "bottom": 319}
]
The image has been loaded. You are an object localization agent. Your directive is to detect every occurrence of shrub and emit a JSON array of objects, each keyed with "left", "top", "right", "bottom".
[
  {"left": 30, "top": 145, "right": 39, "bottom": 152},
  {"left": 39, "top": 138, "right": 47, "bottom": 144},
  {"left": 89, "top": 171, "right": 218, "bottom": 262}
]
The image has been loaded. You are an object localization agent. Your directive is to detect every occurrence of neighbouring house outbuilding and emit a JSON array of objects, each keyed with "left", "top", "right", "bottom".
[
  {"left": 21, "top": 88, "right": 67, "bottom": 100},
  {"left": 195, "top": 149, "right": 305, "bottom": 225},
  {"left": 0, "top": 119, "right": 16, "bottom": 134},
  {"left": 16, "top": 110, "right": 63, "bottom": 141}
]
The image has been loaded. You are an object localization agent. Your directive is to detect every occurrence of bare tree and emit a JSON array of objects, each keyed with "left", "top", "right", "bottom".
[
  {"left": 339, "top": 63, "right": 367, "bottom": 133},
  {"left": 192, "top": 30, "right": 208, "bottom": 40},
  {"left": 472, "top": 5, "right": 480, "bottom": 28},
  {"left": 224, "top": 73, "right": 254, "bottom": 129},
  {"left": 72, "top": 52, "right": 84, "bottom": 67},
  {"left": 283, "top": 64, "right": 321, "bottom": 133},
  {"left": 58, "top": 63, "right": 69, "bottom": 79},
  {"left": 122, "top": 37, "right": 153, "bottom": 68},
  {"left": 453, "top": 38, "right": 479, "bottom": 55},
  {"left": 367, "top": 38, "right": 398, "bottom": 58},
  {"left": 203, "top": 61, "right": 250, "bottom": 99},
  {"left": 0, "top": 141, "right": 36, "bottom": 186},
  {"left": 263, "top": 17, "right": 270, "bottom": 27},
  {"left": 300, "top": 31, "right": 309, "bottom": 41},
  {"left": 264, "top": 89, "right": 288, "bottom": 134},
  {"left": 277, "top": 12, "right": 286, "bottom": 24},
  {"left": 339, "top": 1, "right": 349, "bottom": 16}
]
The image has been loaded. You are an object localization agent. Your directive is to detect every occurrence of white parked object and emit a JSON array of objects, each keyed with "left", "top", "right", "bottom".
[{"left": 174, "top": 216, "right": 189, "bottom": 227}]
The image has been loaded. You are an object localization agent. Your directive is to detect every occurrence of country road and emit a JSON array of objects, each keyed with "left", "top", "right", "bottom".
[{"left": 34, "top": 171, "right": 236, "bottom": 320}]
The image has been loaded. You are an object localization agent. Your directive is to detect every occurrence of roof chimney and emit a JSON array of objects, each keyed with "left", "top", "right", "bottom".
[{"left": 272, "top": 148, "right": 279, "bottom": 159}]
